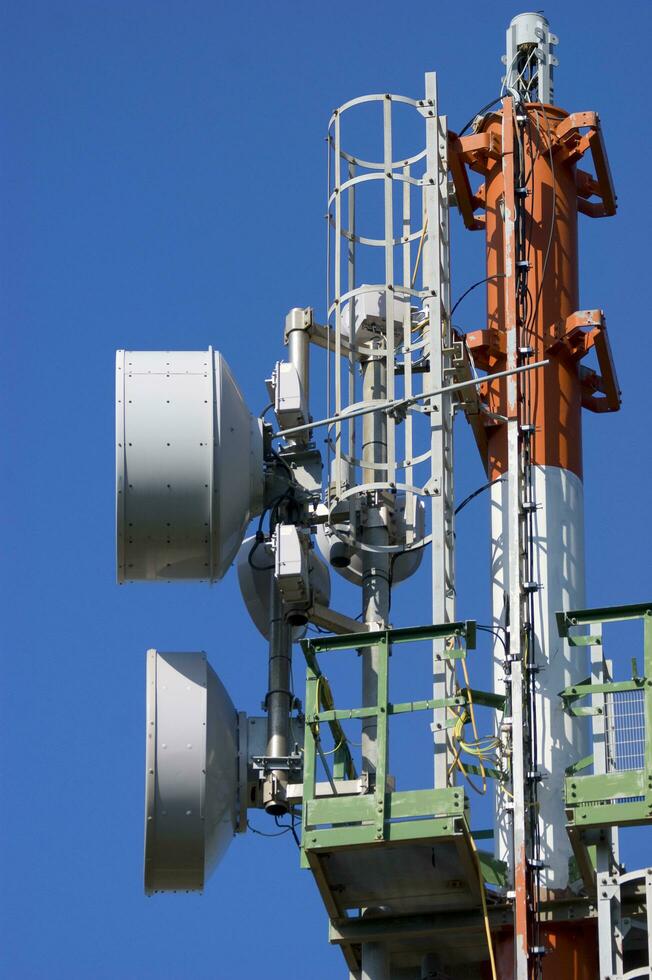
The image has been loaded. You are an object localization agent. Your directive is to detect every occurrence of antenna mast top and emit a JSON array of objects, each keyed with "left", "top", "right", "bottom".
[{"left": 503, "top": 11, "right": 559, "bottom": 104}]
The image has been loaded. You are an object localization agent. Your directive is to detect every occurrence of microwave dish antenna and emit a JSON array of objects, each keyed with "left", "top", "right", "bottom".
[
  {"left": 144, "top": 649, "right": 246, "bottom": 894},
  {"left": 116, "top": 348, "right": 264, "bottom": 583}
]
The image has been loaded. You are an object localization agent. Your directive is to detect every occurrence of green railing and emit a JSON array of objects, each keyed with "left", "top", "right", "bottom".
[
  {"left": 558, "top": 602, "right": 652, "bottom": 829},
  {"left": 298, "top": 620, "right": 487, "bottom": 861}
]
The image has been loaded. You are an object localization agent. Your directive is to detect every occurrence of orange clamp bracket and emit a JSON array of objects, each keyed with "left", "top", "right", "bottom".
[
  {"left": 447, "top": 131, "right": 497, "bottom": 231},
  {"left": 555, "top": 112, "right": 617, "bottom": 217},
  {"left": 548, "top": 310, "right": 621, "bottom": 413},
  {"left": 465, "top": 328, "right": 506, "bottom": 372}
]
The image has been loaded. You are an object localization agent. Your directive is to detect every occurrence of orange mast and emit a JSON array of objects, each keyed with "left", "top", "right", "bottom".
[{"left": 450, "top": 12, "right": 620, "bottom": 978}]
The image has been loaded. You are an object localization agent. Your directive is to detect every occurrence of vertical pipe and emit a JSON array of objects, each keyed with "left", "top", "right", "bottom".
[
  {"left": 286, "top": 311, "right": 310, "bottom": 414},
  {"left": 501, "top": 98, "right": 529, "bottom": 979},
  {"left": 359, "top": 334, "right": 390, "bottom": 980},
  {"left": 361, "top": 943, "right": 389, "bottom": 980},
  {"left": 264, "top": 578, "right": 293, "bottom": 814},
  {"left": 382, "top": 96, "right": 396, "bottom": 485},
  {"left": 402, "top": 162, "right": 415, "bottom": 546},
  {"left": 348, "top": 161, "right": 357, "bottom": 466},
  {"left": 361, "top": 349, "right": 389, "bottom": 773},
  {"left": 334, "top": 110, "right": 343, "bottom": 500}
]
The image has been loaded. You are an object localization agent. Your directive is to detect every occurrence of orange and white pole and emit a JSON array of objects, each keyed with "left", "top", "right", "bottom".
[
  {"left": 450, "top": 12, "right": 619, "bottom": 975},
  {"left": 483, "top": 98, "right": 590, "bottom": 896}
]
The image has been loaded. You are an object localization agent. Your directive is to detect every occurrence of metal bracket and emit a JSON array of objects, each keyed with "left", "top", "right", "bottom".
[
  {"left": 553, "top": 112, "right": 617, "bottom": 217},
  {"left": 546, "top": 310, "right": 621, "bottom": 413},
  {"left": 250, "top": 754, "right": 303, "bottom": 774}
]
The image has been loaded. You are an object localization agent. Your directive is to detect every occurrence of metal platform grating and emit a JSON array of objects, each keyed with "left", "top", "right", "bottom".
[
  {"left": 607, "top": 689, "right": 645, "bottom": 772},
  {"left": 607, "top": 689, "right": 645, "bottom": 803}
]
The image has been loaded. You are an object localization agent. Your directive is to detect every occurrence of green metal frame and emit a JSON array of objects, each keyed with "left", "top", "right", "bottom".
[
  {"left": 298, "top": 621, "right": 485, "bottom": 865},
  {"left": 558, "top": 602, "right": 652, "bottom": 829}
]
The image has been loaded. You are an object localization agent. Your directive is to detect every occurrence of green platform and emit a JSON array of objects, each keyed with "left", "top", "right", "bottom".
[{"left": 298, "top": 621, "right": 500, "bottom": 974}]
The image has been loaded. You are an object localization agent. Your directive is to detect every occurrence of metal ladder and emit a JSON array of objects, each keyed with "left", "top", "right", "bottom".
[{"left": 421, "top": 73, "right": 457, "bottom": 789}]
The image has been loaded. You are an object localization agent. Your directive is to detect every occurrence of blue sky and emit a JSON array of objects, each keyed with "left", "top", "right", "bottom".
[{"left": 2, "top": 2, "right": 650, "bottom": 977}]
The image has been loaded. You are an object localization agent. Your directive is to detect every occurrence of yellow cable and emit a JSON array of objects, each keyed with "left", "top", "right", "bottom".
[
  {"left": 469, "top": 832, "right": 498, "bottom": 980},
  {"left": 447, "top": 644, "right": 502, "bottom": 794},
  {"left": 320, "top": 734, "right": 345, "bottom": 756},
  {"left": 457, "top": 655, "right": 488, "bottom": 791},
  {"left": 445, "top": 639, "right": 513, "bottom": 805},
  {"left": 410, "top": 217, "right": 428, "bottom": 288},
  {"left": 460, "top": 656, "right": 479, "bottom": 740},
  {"left": 313, "top": 674, "right": 353, "bottom": 767},
  {"left": 447, "top": 713, "right": 488, "bottom": 794}
]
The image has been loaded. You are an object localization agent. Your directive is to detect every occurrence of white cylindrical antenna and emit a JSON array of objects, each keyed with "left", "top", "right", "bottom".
[{"left": 503, "top": 12, "right": 559, "bottom": 104}]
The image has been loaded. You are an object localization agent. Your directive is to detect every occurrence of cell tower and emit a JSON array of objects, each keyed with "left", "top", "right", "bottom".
[{"left": 115, "top": 13, "right": 652, "bottom": 979}]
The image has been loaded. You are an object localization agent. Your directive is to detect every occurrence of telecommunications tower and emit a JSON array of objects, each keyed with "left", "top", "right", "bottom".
[{"left": 115, "top": 12, "right": 652, "bottom": 980}]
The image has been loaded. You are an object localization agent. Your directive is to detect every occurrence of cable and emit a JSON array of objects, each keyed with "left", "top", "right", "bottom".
[
  {"left": 248, "top": 533, "right": 274, "bottom": 571},
  {"left": 446, "top": 640, "right": 504, "bottom": 797},
  {"left": 274, "top": 814, "right": 300, "bottom": 848},
  {"left": 259, "top": 401, "right": 274, "bottom": 419},
  {"left": 247, "top": 819, "right": 291, "bottom": 839},
  {"left": 270, "top": 447, "right": 295, "bottom": 481},
  {"left": 453, "top": 657, "right": 489, "bottom": 794},
  {"left": 410, "top": 217, "right": 428, "bottom": 288},
  {"left": 509, "top": 100, "right": 547, "bottom": 978},
  {"left": 319, "top": 734, "right": 346, "bottom": 756},
  {"left": 386, "top": 531, "right": 430, "bottom": 618},
  {"left": 246, "top": 488, "right": 296, "bottom": 571},
  {"left": 454, "top": 478, "right": 504, "bottom": 516},
  {"left": 476, "top": 624, "right": 508, "bottom": 657},
  {"left": 501, "top": 44, "right": 538, "bottom": 103},
  {"left": 469, "top": 831, "right": 498, "bottom": 980},
  {"left": 526, "top": 104, "right": 557, "bottom": 337},
  {"left": 450, "top": 274, "right": 505, "bottom": 319},
  {"left": 247, "top": 499, "right": 275, "bottom": 571},
  {"left": 457, "top": 96, "right": 503, "bottom": 138},
  {"left": 269, "top": 488, "right": 296, "bottom": 534}
]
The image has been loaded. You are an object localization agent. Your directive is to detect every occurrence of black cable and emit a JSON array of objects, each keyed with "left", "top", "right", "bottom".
[
  {"left": 523, "top": 107, "right": 542, "bottom": 294},
  {"left": 476, "top": 624, "right": 508, "bottom": 657},
  {"left": 259, "top": 401, "right": 274, "bottom": 419},
  {"left": 386, "top": 528, "right": 432, "bottom": 618},
  {"left": 512, "top": 103, "right": 547, "bottom": 977},
  {"left": 247, "top": 819, "right": 291, "bottom": 838},
  {"left": 270, "top": 447, "right": 295, "bottom": 482},
  {"left": 246, "top": 488, "right": 296, "bottom": 572},
  {"left": 269, "top": 487, "right": 297, "bottom": 534},
  {"left": 457, "top": 96, "right": 503, "bottom": 138},
  {"left": 248, "top": 533, "right": 274, "bottom": 572},
  {"left": 454, "top": 477, "right": 504, "bottom": 516},
  {"left": 247, "top": 497, "right": 274, "bottom": 571},
  {"left": 450, "top": 274, "right": 505, "bottom": 319},
  {"left": 527, "top": 105, "right": 557, "bottom": 337},
  {"left": 291, "top": 813, "right": 300, "bottom": 848},
  {"left": 274, "top": 814, "right": 300, "bottom": 848}
]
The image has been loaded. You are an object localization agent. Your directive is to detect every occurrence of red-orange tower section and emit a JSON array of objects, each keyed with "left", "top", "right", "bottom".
[
  {"left": 483, "top": 104, "right": 581, "bottom": 480},
  {"left": 452, "top": 103, "right": 620, "bottom": 478},
  {"left": 449, "top": 95, "right": 620, "bottom": 980}
]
